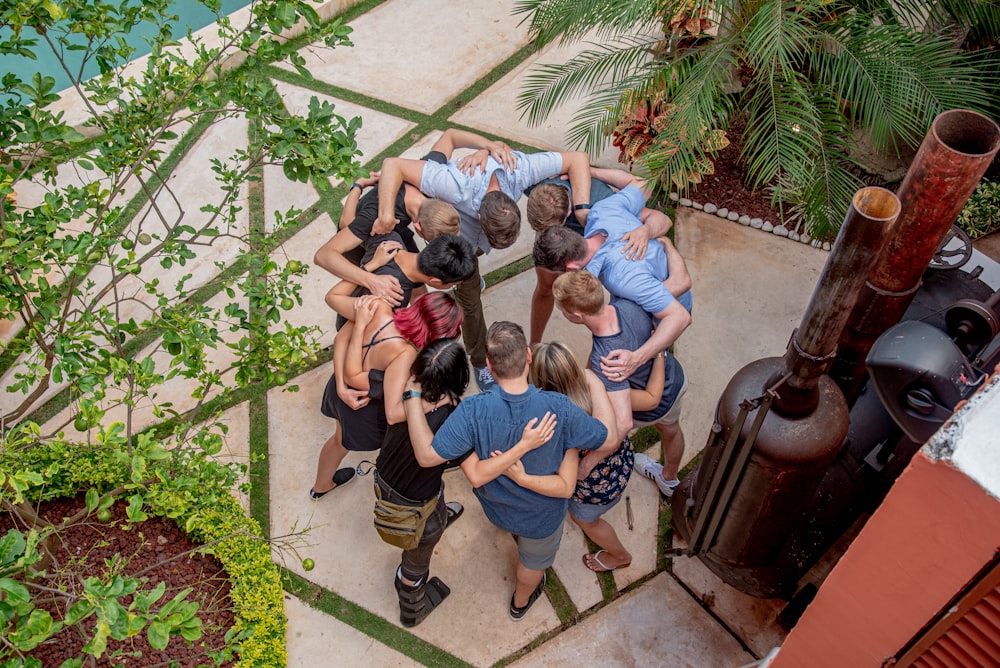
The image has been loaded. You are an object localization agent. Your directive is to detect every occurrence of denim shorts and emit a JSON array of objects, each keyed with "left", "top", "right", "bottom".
[{"left": 568, "top": 492, "right": 623, "bottom": 523}]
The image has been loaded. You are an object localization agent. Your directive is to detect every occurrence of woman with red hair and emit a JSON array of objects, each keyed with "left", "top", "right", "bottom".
[{"left": 310, "top": 288, "right": 463, "bottom": 499}]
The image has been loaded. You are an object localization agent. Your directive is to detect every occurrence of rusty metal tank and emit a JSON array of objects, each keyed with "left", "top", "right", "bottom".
[{"left": 672, "top": 188, "right": 900, "bottom": 598}]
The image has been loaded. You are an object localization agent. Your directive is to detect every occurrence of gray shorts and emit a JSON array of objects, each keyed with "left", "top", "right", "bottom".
[
  {"left": 635, "top": 375, "right": 689, "bottom": 427},
  {"left": 516, "top": 522, "right": 564, "bottom": 571}
]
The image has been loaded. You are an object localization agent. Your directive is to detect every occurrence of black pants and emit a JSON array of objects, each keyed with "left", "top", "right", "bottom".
[{"left": 375, "top": 475, "right": 447, "bottom": 583}]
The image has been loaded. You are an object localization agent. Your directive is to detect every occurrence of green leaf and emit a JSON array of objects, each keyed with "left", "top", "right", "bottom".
[
  {"left": 0, "top": 530, "right": 26, "bottom": 567},
  {"left": 85, "top": 487, "right": 99, "bottom": 513},
  {"left": 147, "top": 620, "right": 170, "bottom": 650}
]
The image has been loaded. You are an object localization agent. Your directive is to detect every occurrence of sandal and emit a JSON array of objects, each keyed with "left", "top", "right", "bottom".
[
  {"left": 508, "top": 573, "right": 546, "bottom": 621},
  {"left": 583, "top": 550, "right": 631, "bottom": 573},
  {"left": 309, "top": 467, "right": 356, "bottom": 500}
]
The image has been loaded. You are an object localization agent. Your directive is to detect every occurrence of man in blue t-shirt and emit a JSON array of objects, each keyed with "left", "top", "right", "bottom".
[
  {"left": 553, "top": 270, "right": 689, "bottom": 498},
  {"left": 406, "top": 321, "right": 607, "bottom": 621}
]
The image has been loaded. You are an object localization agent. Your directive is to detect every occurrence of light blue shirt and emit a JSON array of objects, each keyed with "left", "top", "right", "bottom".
[
  {"left": 583, "top": 186, "right": 694, "bottom": 314},
  {"left": 420, "top": 151, "right": 564, "bottom": 252}
]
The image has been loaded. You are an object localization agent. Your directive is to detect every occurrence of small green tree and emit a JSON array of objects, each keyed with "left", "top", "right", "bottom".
[
  {"left": 0, "top": 0, "right": 362, "bottom": 663},
  {"left": 515, "top": 0, "right": 999, "bottom": 238}
]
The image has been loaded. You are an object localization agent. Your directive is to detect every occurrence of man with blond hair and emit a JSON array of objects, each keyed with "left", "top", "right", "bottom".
[{"left": 553, "top": 270, "right": 690, "bottom": 497}]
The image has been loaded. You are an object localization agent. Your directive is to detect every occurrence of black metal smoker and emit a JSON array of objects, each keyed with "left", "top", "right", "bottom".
[{"left": 671, "top": 109, "right": 1000, "bottom": 600}]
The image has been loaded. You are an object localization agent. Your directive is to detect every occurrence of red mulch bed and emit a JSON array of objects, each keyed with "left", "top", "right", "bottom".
[
  {"left": 1, "top": 495, "right": 237, "bottom": 667},
  {"left": 683, "top": 116, "right": 787, "bottom": 225}
]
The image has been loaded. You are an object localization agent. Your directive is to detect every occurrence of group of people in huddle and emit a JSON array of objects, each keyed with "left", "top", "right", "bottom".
[{"left": 308, "top": 128, "right": 693, "bottom": 627}]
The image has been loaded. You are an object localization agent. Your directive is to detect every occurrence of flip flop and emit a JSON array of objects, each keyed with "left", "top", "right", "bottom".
[{"left": 583, "top": 550, "right": 631, "bottom": 573}]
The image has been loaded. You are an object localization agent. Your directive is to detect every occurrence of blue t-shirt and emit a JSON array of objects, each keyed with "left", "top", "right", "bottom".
[
  {"left": 584, "top": 187, "right": 694, "bottom": 313},
  {"left": 420, "top": 151, "right": 564, "bottom": 252},
  {"left": 432, "top": 384, "right": 607, "bottom": 538},
  {"left": 590, "top": 298, "right": 686, "bottom": 422}
]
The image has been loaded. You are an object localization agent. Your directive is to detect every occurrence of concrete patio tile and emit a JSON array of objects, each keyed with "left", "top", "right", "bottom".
[
  {"left": 671, "top": 541, "right": 787, "bottom": 659},
  {"left": 208, "top": 401, "right": 252, "bottom": 512},
  {"left": 270, "top": 214, "right": 340, "bottom": 349},
  {"left": 509, "top": 572, "right": 755, "bottom": 668},
  {"left": 449, "top": 29, "right": 622, "bottom": 166},
  {"left": 280, "top": 0, "right": 531, "bottom": 114},
  {"left": 673, "top": 209, "right": 826, "bottom": 469},
  {"left": 284, "top": 594, "right": 422, "bottom": 668}
]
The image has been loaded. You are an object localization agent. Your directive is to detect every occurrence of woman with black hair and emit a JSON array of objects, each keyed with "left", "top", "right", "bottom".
[{"left": 373, "top": 338, "right": 468, "bottom": 628}]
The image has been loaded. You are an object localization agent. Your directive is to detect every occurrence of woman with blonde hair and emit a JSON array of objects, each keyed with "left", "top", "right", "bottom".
[{"left": 505, "top": 341, "right": 653, "bottom": 572}]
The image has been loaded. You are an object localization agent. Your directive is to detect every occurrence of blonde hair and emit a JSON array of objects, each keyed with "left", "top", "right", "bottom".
[
  {"left": 552, "top": 270, "right": 605, "bottom": 316},
  {"left": 417, "top": 199, "right": 460, "bottom": 240},
  {"left": 529, "top": 342, "right": 593, "bottom": 415},
  {"left": 526, "top": 183, "right": 569, "bottom": 232}
]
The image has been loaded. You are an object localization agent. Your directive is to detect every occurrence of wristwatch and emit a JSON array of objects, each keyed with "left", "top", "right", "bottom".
[{"left": 401, "top": 390, "right": 422, "bottom": 402}]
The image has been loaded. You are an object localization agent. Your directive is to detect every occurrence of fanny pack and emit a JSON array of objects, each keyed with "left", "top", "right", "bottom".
[{"left": 372, "top": 469, "right": 439, "bottom": 551}]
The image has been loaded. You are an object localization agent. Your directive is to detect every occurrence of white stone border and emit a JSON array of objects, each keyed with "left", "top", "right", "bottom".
[{"left": 669, "top": 191, "right": 832, "bottom": 251}]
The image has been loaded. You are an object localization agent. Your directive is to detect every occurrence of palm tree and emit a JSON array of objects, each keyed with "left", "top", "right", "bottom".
[{"left": 515, "top": 0, "right": 999, "bottom": 239}]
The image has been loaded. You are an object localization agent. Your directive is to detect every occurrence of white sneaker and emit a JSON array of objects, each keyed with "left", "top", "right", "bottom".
[
  {"left": 633, "top": 452, "right": 679, "bottom": 498},
  {"left": 474, "top": 365, "right": 496, "bottom": 392}
]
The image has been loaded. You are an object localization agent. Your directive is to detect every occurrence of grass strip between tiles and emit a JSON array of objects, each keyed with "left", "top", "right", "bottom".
[{"left": 282, "top": 570, "right": 473, "bottom": 668}]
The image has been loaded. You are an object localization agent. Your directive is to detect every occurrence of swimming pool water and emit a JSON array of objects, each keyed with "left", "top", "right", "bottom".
[{"left": 1, "top": 0, "right": 251, "bottom": 96}]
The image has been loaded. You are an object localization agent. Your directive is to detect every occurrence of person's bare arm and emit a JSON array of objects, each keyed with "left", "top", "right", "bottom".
[
  {"left": 324, "top": 279, "right": 360, "bottom": 320},
  {"left": 577, "top": 372, "right": 627, "bottom": 479},
  {"left": 333, "top": 323, "right": 370, "bottom": 409},
  {"left": 343, "top": 297, "right": 377, "bottom": 391},
  {"left": 339, "top": 171, "right": 380, "bottom": 227},
  {"left": 315, "top": 229, "right": 404, "bottom": 305},
  {"left": 660, "top": 237, "right": 691, "bottom": 299},
  {"left": 502, "top": 448, "right": 581, "bottom": 498},
  {"left": 630, "top": 353, "right": 665, "bottom": 411},
  {"left": 530, "top": 266, "right": 560, "bottom": 345},
  {"left": 435, "top": 128, "right": 517, "bottom": 172},
  {"left": 589, "top": 166, "right": 648, "bottom": 193},
  {"left": 600, "top": 300, "right": 691, "bottom": 379},
  {"left": 376, "top": 157, "right": 426, "bottom": 235},
  {"left": 383, "top": 346, "right": 418, "bottom": 425},
  {"left": 460, "top": 413, "right": 558, "bottom": 487},
  {"left": 559, "top": 151, "right": 593, "bottom": 226}
]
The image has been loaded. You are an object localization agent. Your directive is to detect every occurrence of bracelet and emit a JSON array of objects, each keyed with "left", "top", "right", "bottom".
[
  {"left": 401, "top": 389, "right": 422, "bottom": 402},
  {"left": 573, "top": 203, "right": 591, "bottom": 211},
  {"left": 350, "top": 182, "right": 364, "bottom": 192}
]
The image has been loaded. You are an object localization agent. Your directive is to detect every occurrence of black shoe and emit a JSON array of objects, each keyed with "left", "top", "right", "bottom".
[
  {"left": 445, "top": 502, "right": 463, "bottom": 528},
  {"left": 509, "top": 573, "right": 546, "bottom": 621},
  {"left": 309, "top": 467, "right": 356, "bottom": 500}
]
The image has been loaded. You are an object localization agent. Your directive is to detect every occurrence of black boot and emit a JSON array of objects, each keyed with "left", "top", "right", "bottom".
[{"left": 395, "top": 572, "right": 451, "bottom": 628}]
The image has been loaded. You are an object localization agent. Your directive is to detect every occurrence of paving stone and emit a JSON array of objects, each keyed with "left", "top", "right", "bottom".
[
  {"left": 509, "top": 573, "right": 754, "bottom": 667},
  {"left": 285, "top": 594, "right": 422, "bottom": 668},
  {"left": 278, "top": 0, "right": 530, "bottom": 114}
]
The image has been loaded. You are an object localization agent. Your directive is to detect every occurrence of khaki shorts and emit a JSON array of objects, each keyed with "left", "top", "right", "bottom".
[
  {"left": 635, "top": 375, "right": 688, "bottom": 427},
  {"left": 516, "top": 521, "right": 564, "bottom": 571}
]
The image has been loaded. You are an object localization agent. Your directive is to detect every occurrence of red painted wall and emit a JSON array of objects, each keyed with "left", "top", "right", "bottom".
[{"left": 771, "top": 452, "right": 1000, "bottom": 667}]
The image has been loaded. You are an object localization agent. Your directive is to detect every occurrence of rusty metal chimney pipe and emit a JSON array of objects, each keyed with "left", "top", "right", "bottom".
[
  {"left": 775, "top": 188, "right": 901, "bottom": 415},
  {"left": 831, "top": 110, "right": 1000, "bottom": 401}
]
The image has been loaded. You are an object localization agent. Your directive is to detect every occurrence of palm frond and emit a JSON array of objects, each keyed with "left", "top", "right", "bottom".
[
  {"left": 513, "top": 0, "right": 665, "bottom": 45},
  {"left": 516, "top": 35, "right": 663, "bottom": 126}
]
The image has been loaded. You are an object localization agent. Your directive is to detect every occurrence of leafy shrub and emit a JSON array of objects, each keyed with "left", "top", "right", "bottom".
[{"left": 956, "top": 180, "right": 1000, "bottom": 239}]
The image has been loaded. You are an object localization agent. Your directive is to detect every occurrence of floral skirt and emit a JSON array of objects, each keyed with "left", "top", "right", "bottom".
[{"left": 573, "top": 435, "right": 634, "bottom": 505}]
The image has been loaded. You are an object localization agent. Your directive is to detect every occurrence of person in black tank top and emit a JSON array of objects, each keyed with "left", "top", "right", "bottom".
[{"left": 376, "top": 339, "right": 469, "bottom": 628}]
